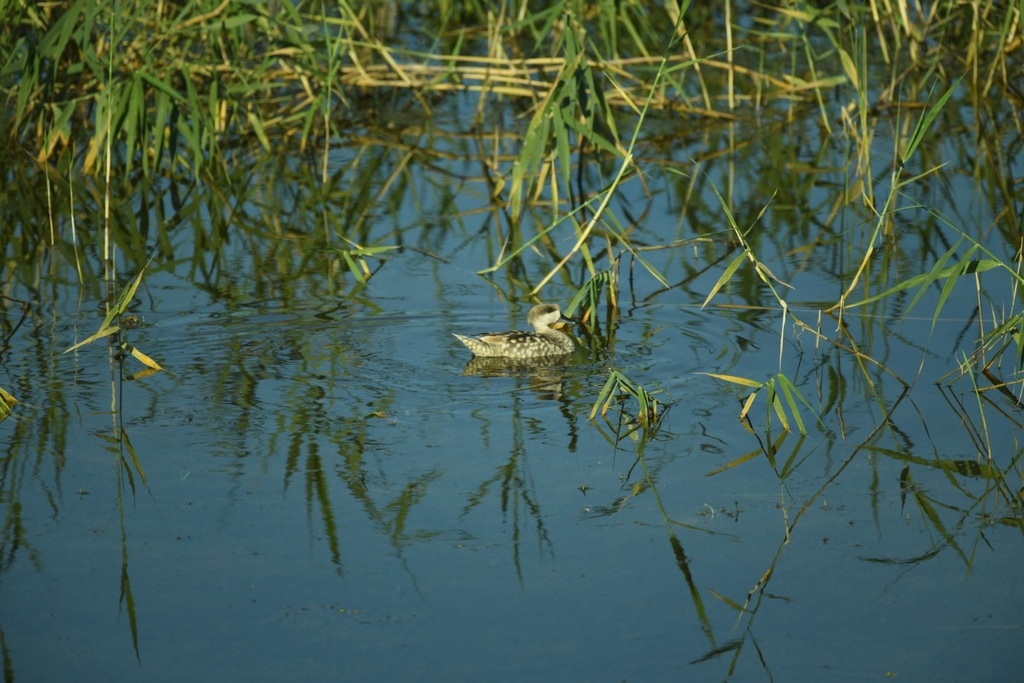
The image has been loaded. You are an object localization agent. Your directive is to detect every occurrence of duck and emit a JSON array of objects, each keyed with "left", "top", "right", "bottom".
[{"left": 453, "top": 303, "right": 576, "bottom": 358}]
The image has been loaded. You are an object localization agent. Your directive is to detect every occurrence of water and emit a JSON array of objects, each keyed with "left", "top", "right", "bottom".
[{"left": 2, "top": 89, "right": 1023, "bottom": 681}]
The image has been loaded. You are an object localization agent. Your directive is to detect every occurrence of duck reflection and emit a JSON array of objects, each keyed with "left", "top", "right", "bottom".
[{"left": 460, "top": 354, "right": 574, "bottom": 400}]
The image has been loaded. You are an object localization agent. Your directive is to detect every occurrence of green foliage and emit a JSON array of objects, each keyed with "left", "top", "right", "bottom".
[
  {"left": 704, "top": 372, "right": 812, "bottom": 436},
  {"left": 64, "top": 261, "right": 163, "bottom": 377},
  {"left": 590, "top": 369, "right": 664, "bottom": 440},
  {"left": 566, "top": 259, "right": 618, "bottom": 326}
]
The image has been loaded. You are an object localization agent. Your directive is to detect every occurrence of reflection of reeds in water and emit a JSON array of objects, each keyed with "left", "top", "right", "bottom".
[{"left": 460, "top": 354, "right": 575, "bottom": 401}]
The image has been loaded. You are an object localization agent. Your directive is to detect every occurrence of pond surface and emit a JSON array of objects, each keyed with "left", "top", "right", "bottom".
[{"left": 2, "top": 81, "right": 1023, "bottom": 682}]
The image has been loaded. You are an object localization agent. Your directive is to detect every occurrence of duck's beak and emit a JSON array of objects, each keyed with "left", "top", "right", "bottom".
[{"left": 558, "top": 312, "right": 578, "bottom": 326}]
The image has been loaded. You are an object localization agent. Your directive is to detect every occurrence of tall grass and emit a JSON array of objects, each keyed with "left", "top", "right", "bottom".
[{"left": 7, "top": 2, "right": 1017, "bottom": 177}]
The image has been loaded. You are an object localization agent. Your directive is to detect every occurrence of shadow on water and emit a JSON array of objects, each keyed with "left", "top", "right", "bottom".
[{"left": 1, "top": 2, "right": 1023, "bottom": 681}]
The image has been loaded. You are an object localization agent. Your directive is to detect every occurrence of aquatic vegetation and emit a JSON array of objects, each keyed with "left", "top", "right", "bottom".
[
  {"left": 590, "top": 368, "right": 664, "bottom": 440},
  {"left": 0, "top": 385, "right": 16, "bottom": 423},
  {"left": 1, "top": 3, "right": 1022, "bottom": 678},
  {"left": 63, "top": 260, "right": 163, "bottom": 376}
]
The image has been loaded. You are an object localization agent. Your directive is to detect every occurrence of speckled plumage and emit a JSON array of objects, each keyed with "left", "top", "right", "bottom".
[{"left": 454, "top": 303, "right": 576, "bottom": 358}]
